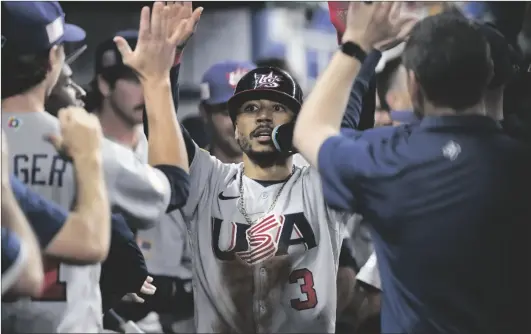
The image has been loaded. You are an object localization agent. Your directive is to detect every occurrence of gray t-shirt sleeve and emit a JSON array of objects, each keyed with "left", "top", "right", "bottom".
[
  {"left": 181, "top": 143, "right": 236, "bottom": 222},
  {"left": 102, "top": 138, "right": 171, "bottom": 229}
]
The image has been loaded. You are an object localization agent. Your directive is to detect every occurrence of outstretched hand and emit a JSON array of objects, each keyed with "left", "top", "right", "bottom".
[
  {"left": 114, "top": 1, "right": 203, "bottom": 82},
  {"left": 342, "top": 2, "right": 418, "bottom": 51}
]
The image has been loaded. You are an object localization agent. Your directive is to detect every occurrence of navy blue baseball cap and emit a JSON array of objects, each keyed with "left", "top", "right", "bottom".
[
  {"left": 94, "top": 30, "right": 138, "bottom": 78},
  {"left": 200, "top": 61, "right": 256, "bottom": 105},
  {"left": 2, "top": 1, "right": 85, "bottom": 53}
]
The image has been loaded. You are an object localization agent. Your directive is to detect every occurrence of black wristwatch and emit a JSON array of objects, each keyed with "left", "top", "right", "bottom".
[{"left": 340, "top": 41, "right": 368, "bottom": 62}]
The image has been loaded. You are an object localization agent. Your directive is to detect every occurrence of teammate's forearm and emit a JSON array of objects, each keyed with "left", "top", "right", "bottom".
[
  {"left": 294, "top": 51, "right": 362, "bottom": 165},
  {"left": 144, "top": 78, "right": 189, "bottom": 172},
  {"left": 301, "top": 51, "right": 361, "bottom": 134},
  {"left": 1, "top": 186, "right": 44, "bottom": 297},
  {"left": 72, "top": 155, "right": 111, "bottom": 260}
]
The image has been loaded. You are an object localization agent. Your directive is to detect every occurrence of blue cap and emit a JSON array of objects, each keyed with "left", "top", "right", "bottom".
[
  {"left": 2, "top": 1, "right": 85, "bottom": 53},
  {"left": 95, "top": 30, "right": 138, "bottom": 75},
  {"left": 200, "top": 61, "right": 257, "bottom": 105}
]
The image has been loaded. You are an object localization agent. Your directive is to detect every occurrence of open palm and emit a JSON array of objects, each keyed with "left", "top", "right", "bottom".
[{"left": 114, "top": 1, "right": 202, "bottom": 81}]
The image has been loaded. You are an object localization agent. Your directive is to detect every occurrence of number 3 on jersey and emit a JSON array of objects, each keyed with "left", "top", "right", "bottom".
[
  {"left": 33, "top": 258, "right": 67, "bottom": 301},
  {"left": 289, "top": 268, "right": 318, "bottom": 310}
]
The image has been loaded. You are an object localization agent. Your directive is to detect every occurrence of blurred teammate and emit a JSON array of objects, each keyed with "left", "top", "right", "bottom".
[
  {"left": 295, "top": 4, "right": 530, "bottom": 333},
  {"left": 87, "top": 30, "right": 147, "bottom": 152},
  {"left": 199, "top": 61, "right": 256, "bottom": 163},
  {"left": 1, "top": 2, "right": 197, "bottom": 332},
  {"left": 40, "top": 42, "right": 155, "bottom": 321}
]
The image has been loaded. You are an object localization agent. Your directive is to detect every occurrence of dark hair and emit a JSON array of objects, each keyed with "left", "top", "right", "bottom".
[
  {"left": 85, "top": 72, "right": 119, "bottom": 111},
  {"left": 1, "top": 48, "right": 50, "bottom": 99},
  {"left": 402, "top": 11, "right": 493, "bottom": 111}
]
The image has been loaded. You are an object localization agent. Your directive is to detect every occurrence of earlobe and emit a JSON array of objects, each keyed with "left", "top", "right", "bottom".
[
  {"left": 97, "top": 75, "right": 111, "bottom": 97},
  {"left": 47, "top": 45, "right": 59, "bottom": 71}
]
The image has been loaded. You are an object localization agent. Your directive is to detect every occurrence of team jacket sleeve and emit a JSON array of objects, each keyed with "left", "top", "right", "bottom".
[
  {"left": 102, "top": 139, "right": 172, "bottom": 229},
  {"left": 317, "top": 127, "right": 397, "bottom": 212},
  {"left": 1, "top": 228, "right": 27, "bottom": 296},
  {"left": 10, "top": 174, "right": 67, "bottom": 249},
  {"left": 341, "top": 50, "right": 381, "bottom": 130},
  {"left": 100, "top": 214, "right": 148, "bottom": 312}
]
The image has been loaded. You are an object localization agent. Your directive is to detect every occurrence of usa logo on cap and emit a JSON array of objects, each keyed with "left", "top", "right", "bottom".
[{"left": 227, "top": 68, "right": 249, "bottom": 88}]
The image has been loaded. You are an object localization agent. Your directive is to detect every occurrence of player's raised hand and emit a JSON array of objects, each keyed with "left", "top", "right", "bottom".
[
  {"left": 114, "top": 1, "right": 203, "bottom": 82},
  {"left": 167, "top": 1, "right": 198, "bottom": 53},
  {"left": 342, "top": 2, "right": 418, "bottom": 51},
  {"left": 45, "top": 107, "right": 103, "bottom": 160}
]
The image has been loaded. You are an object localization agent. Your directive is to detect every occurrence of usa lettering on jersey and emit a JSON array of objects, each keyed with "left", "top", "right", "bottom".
[
  {"left": 254, "top": 72, "right": 282, "bottom": 88},
  {"left": 212, "top": 212, "right": 317, "bottom": 263},
  {"left": 236, "top": 214, "right": 285, "bottom": 265}
]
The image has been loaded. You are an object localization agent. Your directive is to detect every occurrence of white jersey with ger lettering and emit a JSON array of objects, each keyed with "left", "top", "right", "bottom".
[
  {"left": 1, "top": 111, "right": 171, "bottom": 333},
  {"left": 182, "top": 144, "right": 353, "bottom": 333}
]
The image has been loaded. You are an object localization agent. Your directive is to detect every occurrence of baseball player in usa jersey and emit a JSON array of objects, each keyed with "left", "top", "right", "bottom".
[{"left": 178, "top": 66, "right": 356, "bottom": 333}]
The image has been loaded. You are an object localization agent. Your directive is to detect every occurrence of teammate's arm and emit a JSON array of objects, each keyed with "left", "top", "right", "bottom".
[
  {"left": 43, "top": 107, "right": 111, "bottom": 262},
  {"left": 1, "top": 228, "right": 29, "bottom": 296},
  {"left": 110, "top": 3, "right": 202, "bottom": 222},
  {"left": 1, "top": 130, "right": 43, "bottom": 297},
  {"left": 294, "top": 2, "right": 416, "bottom": 167},
  {"left": 1, "top": 193, "right": 44, "bottom": 298}
]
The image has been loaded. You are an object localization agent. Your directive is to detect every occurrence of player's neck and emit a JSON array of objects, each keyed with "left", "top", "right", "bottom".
[
  {"left": 243, "top": 154, "right": 293, "bottom": 181},
  {"left": 423, "top": 100, "right": 486, "bottom": 117},
  {"left": 96, "top": 108, "right": 139, "bottom": 149},
  {"left": 484, "top": 87, "right": 504, "bottom": 121},
  {"left": 1, "top": 88, "right": 46, "bottom": 114},
  {"left": 210, "top": 144, "right": 242, "bottom": 164}
]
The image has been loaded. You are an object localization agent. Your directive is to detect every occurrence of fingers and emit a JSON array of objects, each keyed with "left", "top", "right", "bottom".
[
  {"left": 146, "top": 276, "right": 153, "bottom": 283},
  {"left": 169, "top": 20, "right": 189, "bottom": 46},
  {"left": 169, "top": 6, "right": 202, "bottom": 45},
  {"left": 389, "top": 2, "right": 403, "bottom": 22},
  {"left": 151, "top": 2, "right": 165, "bottom": 38},
  {"left": 138, "top": 6, "right": 151, "bottom": 41},
  {"left": 374, "top": 1, "right": 393, "bottom": 21},
  {"left": 131, "top": 293, "right": 145, "bottom": 303},
  {"left": 113, "top": 36, "right": 133, "bottom": 63},
  {"left": 141, "top": 280, "right": 157, "bottom": 295},
  {"left": 396, "top": 15, "right": 418, "bottom": 40}
]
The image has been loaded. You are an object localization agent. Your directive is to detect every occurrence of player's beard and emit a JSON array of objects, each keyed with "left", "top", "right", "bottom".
[
  {"left": 110, "top": 96, "right": 145, "bottom": 127},
  {"left": 237, "top": 134, "right": 291, "bottom": 169}
]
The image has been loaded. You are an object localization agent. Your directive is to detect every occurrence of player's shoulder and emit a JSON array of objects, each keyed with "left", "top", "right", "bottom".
[{"left": 2, "top": 111, "right": 59, "bottom": 134}]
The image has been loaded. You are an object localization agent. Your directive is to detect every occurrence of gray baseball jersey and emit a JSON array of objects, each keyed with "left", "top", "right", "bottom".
[
  {"left": 137, "top": 210, "right": 193, "bottom": 278},
  {"left": 132, "top": 134, "right": 192, "bottom": 279},
  {"left": 181, "top": 144, "right": 353, "bottom": 333},
  {"left": 1, "top": 111, "right": 171, "bottom": 333}
]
